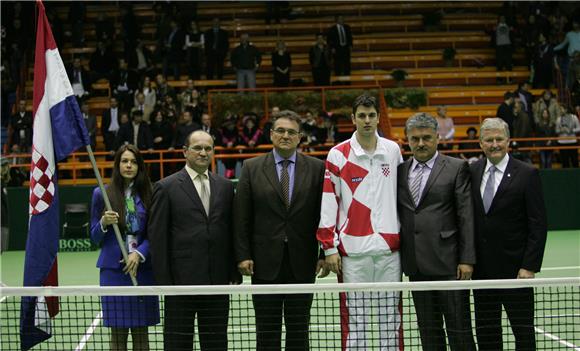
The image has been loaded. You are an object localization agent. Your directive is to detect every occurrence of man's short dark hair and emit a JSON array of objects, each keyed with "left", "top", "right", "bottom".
[
  {"left": 273, "top": 110, "right": 302, "bottom": 130},
  {"left": 352, "top": 94, "right": 378, "bottom": 116},
  {"left": 132, "top": 110, "right": 144, "bottom": 119},
  {"left": 504, "top": 91, "right": 514, "bottom": 100}
]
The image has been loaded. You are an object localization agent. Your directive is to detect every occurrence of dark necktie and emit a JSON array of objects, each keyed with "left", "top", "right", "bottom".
[
  {"left": 280, "top": 160, "right": 290, "bottom": 209},
  {"left": 338, "top": 25, "right": 346, "bottom": 46}
]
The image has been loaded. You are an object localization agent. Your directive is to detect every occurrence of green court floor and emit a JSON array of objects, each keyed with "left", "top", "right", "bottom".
[{"left": 1, "top": 230, "right": 578, "bottom": 350}]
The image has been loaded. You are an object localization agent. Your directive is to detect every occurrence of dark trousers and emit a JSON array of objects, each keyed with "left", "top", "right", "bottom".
[
  {"left": 559, "top": 145, "right": 579, "bottom": 168},
  {"left": 103, "top": 131, "right": 117, "bottom": 153},
  {"left": 333, "top": 46, "right": 351, "bottom": 76},
  {"left": 252, "top": 244, "right": 314, "bottom": 351},
  {"left": 164, "top": 294, "right": 229, "bottom": 351},
  {"left": 496, "top": 45, "right": 513, "bottom": 71},
  {"left": 410, "top": 274, "right": 476, "bottom": 351},
  {"left": 206, "top": 52, "right": 226, "bottom": 79},
  {"left": 312, "top": 67, "right": 330, "bottom": 86},
  {"left": 474, "top": 288, "right": 536, "bottom": 350}
]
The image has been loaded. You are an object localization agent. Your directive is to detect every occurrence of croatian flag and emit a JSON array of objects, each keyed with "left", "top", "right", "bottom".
[{"left": 20, "top": 1, "right": 90, "bottom": 350}]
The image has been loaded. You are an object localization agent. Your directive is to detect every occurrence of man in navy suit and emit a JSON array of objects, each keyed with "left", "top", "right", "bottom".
[{"left": 470, "top": 118, "right": 547, "bottom": 350}]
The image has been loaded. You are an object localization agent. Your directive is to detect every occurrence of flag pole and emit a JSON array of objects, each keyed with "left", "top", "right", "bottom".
[{"left": 86, "top": 145, "right": 138, "bottom": 287}]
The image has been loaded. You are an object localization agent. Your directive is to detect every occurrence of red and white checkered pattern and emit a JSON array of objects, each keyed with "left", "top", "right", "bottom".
[
  {"left": 317, "top": 133, "right": 403, "bottom": 257},
  {"left": 29, "top": 148, "right": 55, "bottom": 215}
]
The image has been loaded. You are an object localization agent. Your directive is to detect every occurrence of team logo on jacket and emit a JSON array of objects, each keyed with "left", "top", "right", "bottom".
[
  {"left": 381, "top": 164, "right": 390, "bottom": 177},
  {"left": 351, "top": 177, "right": 363, "bottom": 183}
]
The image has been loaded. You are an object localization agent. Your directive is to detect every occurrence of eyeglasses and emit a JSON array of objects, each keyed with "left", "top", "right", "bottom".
[
  {"left": 272, "top": 128, "right": 300, "bottom": 137},
  {"left": 186, "top": 145, "right": 214, "bottom": 153}
]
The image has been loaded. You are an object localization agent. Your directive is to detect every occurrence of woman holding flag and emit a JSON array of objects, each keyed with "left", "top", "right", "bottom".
[{"left": 90, "top": 144, "right": 159, "bottom": 350}]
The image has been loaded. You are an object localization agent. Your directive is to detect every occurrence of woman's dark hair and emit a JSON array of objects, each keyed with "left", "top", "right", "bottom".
[{"left": 105, "top": 144, "right": 152, "bottom": 232}]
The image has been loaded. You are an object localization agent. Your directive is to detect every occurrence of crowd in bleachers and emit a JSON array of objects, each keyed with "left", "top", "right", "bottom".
[{"left": 1, "top": 1, "right": 580, "bottom": 176}]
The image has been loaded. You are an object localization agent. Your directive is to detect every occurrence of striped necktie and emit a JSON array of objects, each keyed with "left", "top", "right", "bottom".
[{"left": 410, "top": 163, "right": 425, "bottom": 206}]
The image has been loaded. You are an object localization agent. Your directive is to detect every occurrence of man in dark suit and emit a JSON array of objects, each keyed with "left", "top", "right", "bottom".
[
  {"left": 470, "top": 117, "right": 547, "bottom": 350},
  {"left": 163, "top": 19, "right": 185, "bottom": 80},
  {"left": 115, "top": 110, "right": 153, "bottom": 151},
  {"left": 110, "top": 58, "right": 139, "bottom": 110},
  {"left": 204, "top": 18, "right": 230, "bottom": 79},
  {"left": 496, "top": 91, "right": 516, "bottom": 136},
  {"left": 234, "top": 110, "right": 328, "bottom": 350},
  {"left": 9, "top": 100, "right": 32, "bottom": 152},
  {"left": 67, "top": 57, "right": 92, "bottom": 102},
  {"left": 397, "top": 112, "right": 476, "bottom": 351},
  {"left": 101, "top": 97, "right": 121, "bottom": 153},
  {"left": 149, "top": 130, "right": 239, "bottom": 351},
  {"left": 326, "top": 15, "right": 353, "bottom": 76},
  {"left": 200, "top": 112, "right": 222, "bottom": 146}
]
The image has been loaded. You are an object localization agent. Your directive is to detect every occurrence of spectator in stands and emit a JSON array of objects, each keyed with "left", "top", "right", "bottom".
[
  {"left": 200, "top": 112, "right": 221, "bottom": 146},
  {"left": 471, "top": 118, "right": 547, "bottom": 351},
  {"left": 554, "top": 20, "right": 580, "bottom": 88},
  {"left": 89, "top": 41, "right": 117, "bottom": 81},
  {"left": 67, "top": 57, "right": 92, "bottom": 102},
  {"left": 260, "top": 106, "right": 280, "bottom": 145},
  {"left": 149, "top": 109, "right": 173, "bottom": 180},
  {"left": 493, "top": 15, "right": 514, "bottom": 83},
  {"left": 532, "top": 33, "right": 557, "bottom": 89},
  {"left": 132, "top": 93, "right": 153, "bottom": 124},
  {"left": 1, "top": 158, "right": 10, "bottom": 252},
  {"left": 319, "top": 112, "right": 337, "bottom": 144},
  {"left": 536, "top": 108, "right": 556, "bottom": 169},
  {"left": 309, "top": 33, "right": 331, "bottom": 86},
  {"left": 533, "top": 90, "right": 559, "bottom": 126},
  {"left": 102, "top": 97, "right": 121, "bottom": 154},
  {"left": 522, "top": 15, "right": 543, "bottom": 66},
  {"left": 496, "top": 92, "right": 516, "bottom": 136},
  {"left": 239, "top": 114, "right": 262, "bottom": 147},
  {"left": 555, "top": 104, "right": 580, "bottom": 168},
  {"left": 163, "top": 19, "right": 185, "bottom": 80},
  {"left": 150, "top": 109, "right": 173, "bottom": 151},
  {"left": 134, "top": 76, "right": 157, "bottom": 115},
  {"left": 512, "top": 100, "right": 533, "bottom": 163},
  {"left": 235, "top": 110, "right": 328, "bottom": 351},
  {"left": 271, "top": 40, "right": 291, "bottom": 87},
  {"left": 185, "top": 20, "right": 204, "bottom": 80},
  {"left": 120, "top": 4, "right": 140, "bottom": 53},
  {"left": 81, "top": 102, "right": 96, "bottom": 149},
  {"left": 220, "top": 116, "right": 240, "bottom": 179},
  {"left": 154, "top": 74, "right": 176, "bottom": 105},
  {"left": 397, "top": 113, "right": 476, "bottom": 351},
  {"left": 116, "top": 110, "right": 154, "bottom": 151},
  {"left": 9, "top": 100, "right": 32, "bottom": 152},
  {"left": 111, "top": 58, "right": 139, "bottom": 111},
  {"left": 567, "top": 51, "right": 580, "bottom": 96},
  {"left": 95, "top": 12, "right": 115, "bottom": 44},
  {"left": 514, "top": 82, "right": 535, "bottom": 123},
  {"left": 318, "top": 95, "right": 402, "bottom": 350},
  {"left": 160, "top": 95, "right": 178, "bottom": 124},
  {"left": 68, "top": 2, "right": 85, "bottom": 47},
  {"left": 128, "top": 39, "right": 154, "bottom": 79},
  {"left": 204, "top": 18, "right": 230, "bottom": 80},
  {"left": 90, "top": 144, "right": 159, "bottom": 351},
  {"left": 326, "top": 15, "right": 353, "bottom": 77},
  {"left": 458, "top": 127, "right": 482, "bottom": 164},
  {"left": 231, "top": 33, "right": 262, "bottom": 90},
  {"left": 436, "top": 106, "right": 455, "bottom": 151},
  {"left": 301, "top": 111, "right": 322, "bottom": 149},
  {"left": 148, "top": 130, "right": 239, "bottom": 351},
  {"left": 170, "top": 110, "right": 200, "bottom": 151},
  {"left": 180, "top": 81, "right": 204, "bottom": 124}
]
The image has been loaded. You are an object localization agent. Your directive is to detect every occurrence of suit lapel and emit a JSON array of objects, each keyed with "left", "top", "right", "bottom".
[
  {"left": 262, "top": 152, "right": 286, "bottom": 206},
  {"left": 418, "top": 155, "right": 445, "bottom": 205},
  {"left": 400, "top": 158, "right": 415, "bottom": 206},
  {"left": 208, "top": 172, "right": 219, "bottom": 217},
  {"left": 290, "top": 154, "right": 307, "bottom": 212},
  {"left": 489, "top": 157, "right": 516, "bottom": 212},
  {"left": 178, "top": 168, "right": 206, "bottom": 217},
  {"left": 472, "top": 158, "right": 486, "bottom": 211}
]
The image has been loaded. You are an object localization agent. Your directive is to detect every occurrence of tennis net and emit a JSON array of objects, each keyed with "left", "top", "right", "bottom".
[{"left": 1, "top": 278, "right": 578, "bottom": 350}]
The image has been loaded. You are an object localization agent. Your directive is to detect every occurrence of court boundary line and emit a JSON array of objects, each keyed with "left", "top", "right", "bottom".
[
  {"left": 535, "top": 327, "right": 580, "bottom": 350},
  {"left": 74, "top": 310, "right": 102, "bottom": 351}
]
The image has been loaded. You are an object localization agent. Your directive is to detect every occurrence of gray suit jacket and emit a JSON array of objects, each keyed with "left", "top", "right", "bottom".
[
  {"left": 234, "top": 152, "right": 325, "bottom": 281},
  {"left": 397, "top": 154, "right": 476, "bottom": 276},
  {"left": 148, "top": 168, "right": 240, "bottom": 285}
]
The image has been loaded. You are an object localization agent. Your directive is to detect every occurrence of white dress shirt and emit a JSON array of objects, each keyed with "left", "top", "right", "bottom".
[{"left": 480, "top": 154, "right": 509, "bottom": 199}]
